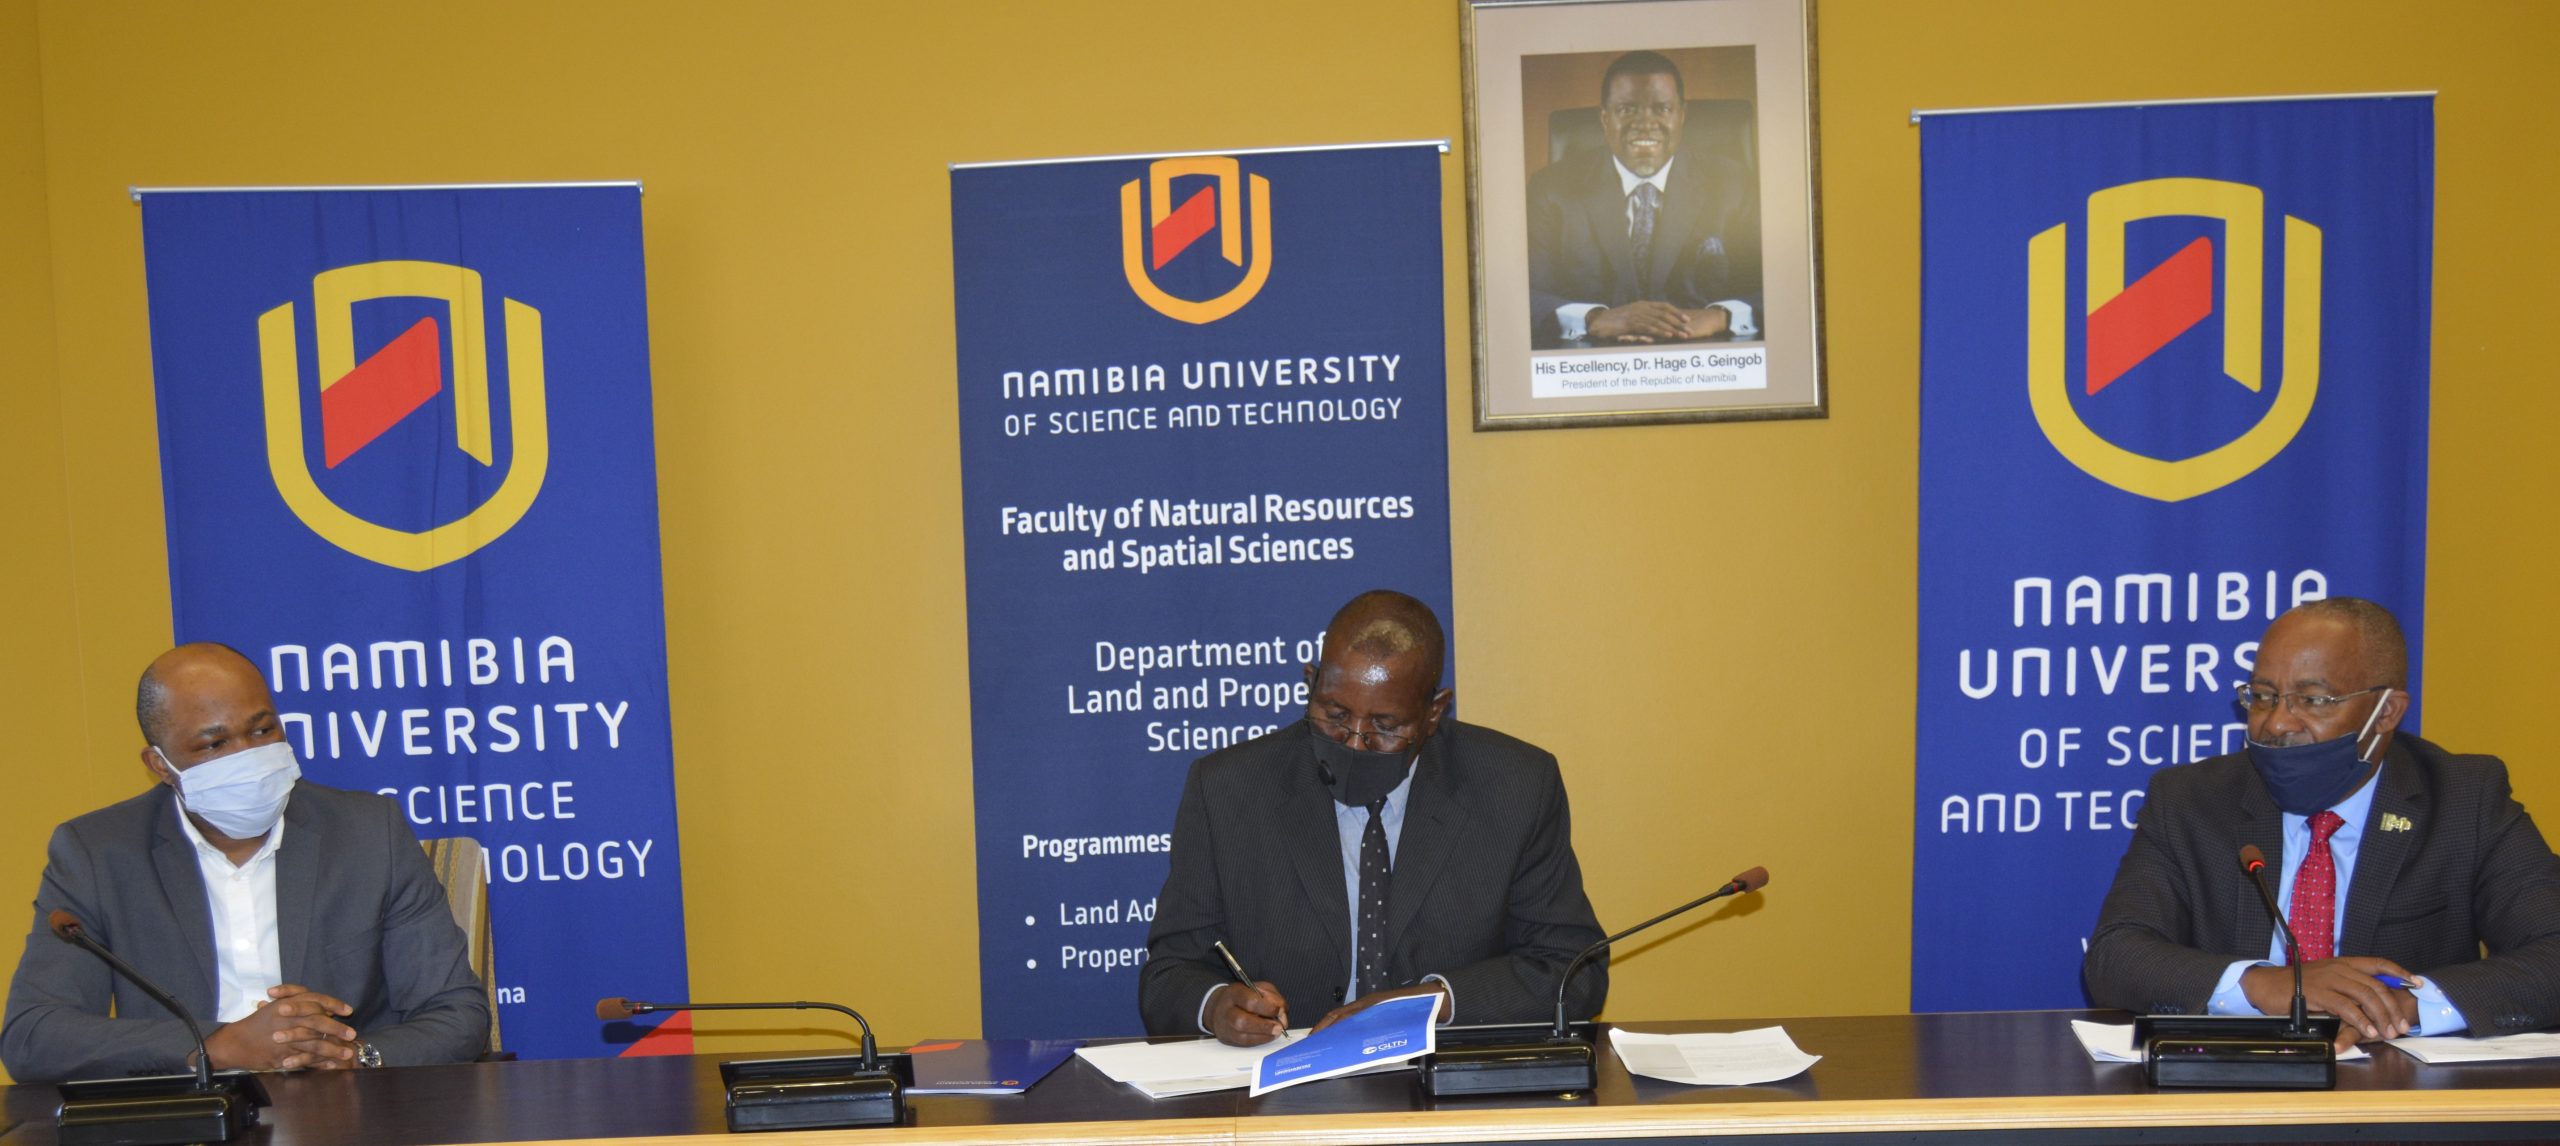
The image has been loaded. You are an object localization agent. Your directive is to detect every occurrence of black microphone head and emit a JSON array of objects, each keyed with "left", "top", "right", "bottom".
[
  {"left": 595, "top": 997, "right": 636, "bottom": 1020},
  {"left": 2239, "top": 844, "right": 2269, "bottom": 874},
  {"left": 1730, "top": 867, "right": 1769, "bottom": 893},
  {"left": 47, "top": 910, "right": 82, "bottom": 941}
]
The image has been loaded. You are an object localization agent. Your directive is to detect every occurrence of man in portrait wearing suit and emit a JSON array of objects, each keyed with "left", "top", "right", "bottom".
[
  {"left": 2084, "top": 598, "right": 2560, "bottom": 1049},
  {"left": 1139, "top": 590, "right": 1607, "bottom": 1045},
  {"left": 1525, "top": 49, "right": 1764, "bottom": 350},
  {"left": 2, "top": 643, "right": 489, "bottom": 1083}
]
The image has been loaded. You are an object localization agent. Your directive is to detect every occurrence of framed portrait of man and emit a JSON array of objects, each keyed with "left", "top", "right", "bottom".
[{"left": 1463, "top": 0, "right": 1824, "bottom": 429}]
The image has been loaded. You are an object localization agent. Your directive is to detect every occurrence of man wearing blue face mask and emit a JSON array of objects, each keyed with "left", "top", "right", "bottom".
[
  {"left": 1139, "top": 590, "right": 1608, "bottom": 1045},
  {"left": 1, "top": 643, "right": 489, "bottom": 1083},
  {"left": 2085, "top": 599, "right": 2560, "bottom": 1050}
]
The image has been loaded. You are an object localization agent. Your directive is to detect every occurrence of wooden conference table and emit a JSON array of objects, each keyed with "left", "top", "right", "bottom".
[{"left": 5, "top": 1010, "right": 2558, "bottom": 1145}]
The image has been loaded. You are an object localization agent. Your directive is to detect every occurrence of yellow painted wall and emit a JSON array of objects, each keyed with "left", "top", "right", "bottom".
[{"left": 3, "top": 0, "right": 2554, "bottom": 1075}]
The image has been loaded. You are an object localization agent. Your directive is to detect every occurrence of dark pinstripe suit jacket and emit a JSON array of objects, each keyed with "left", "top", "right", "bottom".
[
  {"left": 2084, "top": 735, "right": 2560, "bottom": 1034},
  {"left": 1138, "top": 720, "right": 1607, "bottom": 1035}
]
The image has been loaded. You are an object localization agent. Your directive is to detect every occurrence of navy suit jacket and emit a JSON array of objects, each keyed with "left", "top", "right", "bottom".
[
  {"left": 2084, "top": 735, "right": 2560, "bottom": 1034},
  {"left": 1139, "top": 720, "right": 1606, "bottom": 1035},
  {"left": 1525, "top": 148, "right": 1764, "bottom": 348},
  {"left": 2, "top": 782, "right": 490, "bottom": 1082}
]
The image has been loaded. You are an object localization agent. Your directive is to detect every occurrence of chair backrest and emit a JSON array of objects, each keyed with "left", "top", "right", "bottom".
[
  {"left": 420, "top": 836, "right": 502, "bottom": 1055},
  {"left": 1546, "top": 98, "right": 1758, "bottom": 176}
]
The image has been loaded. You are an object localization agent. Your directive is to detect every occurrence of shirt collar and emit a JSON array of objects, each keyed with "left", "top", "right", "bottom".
[
  {"left": 1613, "top": 155, "right": 1675, "bottom": 197},
  {"left": 171, "top": 796, "right": 286, "bottom": 868},
  {"left": 2287, "top": 758, "right": 2386, "bottom": 836}
]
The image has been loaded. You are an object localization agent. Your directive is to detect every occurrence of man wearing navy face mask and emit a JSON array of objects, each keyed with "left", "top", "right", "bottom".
[
  {"left": 1, "top": 643, "right": 488, "bottom": 1083},
  {"left": 2085, "top": 599, "right": 2560, "bottom": 1049},
  {"left": 1139, "top": 590, "right": 1607, "bottom": 1044}
]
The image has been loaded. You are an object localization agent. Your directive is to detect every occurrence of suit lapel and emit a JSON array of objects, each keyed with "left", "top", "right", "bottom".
[
  {"left": 1579, "top": 165, "right": 1638, "bottom": 300},
  {"left": 149, "top": 792, "right": 221, "bottom": 1015},
  {"left": 1384, "top": 736, "right": 1465, "bottom": 959},
  {"left": 275, "top": 785, "right": 322, "bottom": 984},
  {"left": 2233, "top": 770, "right": 2285, "bottom": 960},
  {"left": 1277, "top": 745, "right": 1351, "bottom": 979},
  {"left": 2341, "top": 745, "right": 2425, "bottom": 956}
]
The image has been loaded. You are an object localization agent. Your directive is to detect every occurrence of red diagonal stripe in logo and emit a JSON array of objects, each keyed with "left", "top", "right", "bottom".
[
  {"left": 1150, "top": 186, "right": 1217, "bottom": 270},
  {"left": 2085, "top": 236, "right": 2214, "bottom": 395},
  {"left": 321, "top": 316, "right": 444, "bottom": 468}
]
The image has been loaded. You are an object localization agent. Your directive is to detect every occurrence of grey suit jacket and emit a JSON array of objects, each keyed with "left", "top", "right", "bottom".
[
  {"left": 1139, "top": 720, "right": 1607, "bottom": 1035},
  {"left": 2, "top": 782, "right": 491, "bottom": 1082},
  {"left": 2084, "top": 735, "right": 2560, "bottom": 1033}
]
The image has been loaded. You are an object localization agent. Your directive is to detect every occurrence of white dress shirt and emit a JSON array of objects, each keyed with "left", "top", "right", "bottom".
[{"left": 172, "top": 803, "right": 287, "bottom": 1023}]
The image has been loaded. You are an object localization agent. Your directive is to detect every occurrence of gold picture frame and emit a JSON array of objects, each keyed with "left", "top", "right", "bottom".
[{"left": 1463, "top": 0, "right": 1825, "bottom": 429}]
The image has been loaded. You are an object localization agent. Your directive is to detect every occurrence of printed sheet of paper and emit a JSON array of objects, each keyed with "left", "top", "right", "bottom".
[
  {"left": 1607, "top": 1026, "right": 1820, "bottom": 1086},
  {"left": 2387, "top": 1032, "right": 2560, "bottom": 1064}
]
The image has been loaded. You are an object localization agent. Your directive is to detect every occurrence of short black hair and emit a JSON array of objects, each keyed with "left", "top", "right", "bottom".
[
  {"left": 2288, "top": 598, "right": 2410, "bottom": 688},
  {"left": 136, "top": 641, "right": 257, "bottom": 747},
  {"left": 1600, "top": 50, "right": 1686, "bottom": 106},
  {"left": 1321, "top": 590, "right": 1447, "bottom": 696}
]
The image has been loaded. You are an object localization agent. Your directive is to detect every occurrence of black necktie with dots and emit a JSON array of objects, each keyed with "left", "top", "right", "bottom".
[{"left": 1356, "top": 796, "right": 1391, "bottom": 998}]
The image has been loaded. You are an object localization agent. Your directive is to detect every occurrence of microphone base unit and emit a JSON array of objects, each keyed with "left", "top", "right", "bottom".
[
  {"left": 1418, "top": 1022, "right": 1600, "bottom": 1097},
  {"left": 54, "top": 1071, "right": 268, "bottom": 1146},
  {"left": 2133, "top": 1015, "right": 2339, "bottom": 1091},
  {"left": 717, "top": 1053, "right": 912, "bottom": 1132}
]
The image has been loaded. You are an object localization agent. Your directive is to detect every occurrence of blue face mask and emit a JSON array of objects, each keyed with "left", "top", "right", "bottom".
[{"left": 2245, "top": 688, "right": 2393, "bottom": 815}]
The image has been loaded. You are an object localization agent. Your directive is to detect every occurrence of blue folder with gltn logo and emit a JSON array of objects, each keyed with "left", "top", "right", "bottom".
[{"left": 1248, "top": 994, "right": 1440, "bottom": 1096}]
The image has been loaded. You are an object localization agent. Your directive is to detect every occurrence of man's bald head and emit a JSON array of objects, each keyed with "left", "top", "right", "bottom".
[
  {"left": 1321, "top": 590, "right": 1446, "bottom": 699},
  {"left": 136, "top": 642, "right": 263, "bottom": 748},
  {"left": 2269, "top": 598, "right": 2409, "bottom": 689}
]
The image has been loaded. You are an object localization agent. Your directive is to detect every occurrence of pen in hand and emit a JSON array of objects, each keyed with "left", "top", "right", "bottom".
[
  {"left": 1213, "top": 940, "right": 1289, "bottom": 1041},
  {"left": 2373, "top": 973, "right": 2423, "bottom": 991}
]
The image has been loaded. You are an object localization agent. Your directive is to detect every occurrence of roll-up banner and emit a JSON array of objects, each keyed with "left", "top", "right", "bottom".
[
  {"left": 952, "top": 143, "right": 1454, "bottom": 1037},
  {"left": 139, "top": 185, "right": 692, "bottom": 1059},
  {"left": 1911, "top": 97, "right": 2433, "bottom": 1010}
]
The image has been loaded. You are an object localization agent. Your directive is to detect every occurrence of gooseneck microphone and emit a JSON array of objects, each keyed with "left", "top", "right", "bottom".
[
  {"left": 1551, "top": 866, "right": 1769, "bottom": 1038},
  {"left": 596, "top": 997, "right": 881, "bottom": 1067},
  {"left": 1422, "top": 863, "right": 1769, "bottom": 1097},
  {"left": 600, "top": 996, "right": 905, "bottom": 1131},
  {"left": 51, "top": 910, "right": 215, "bottom": 1089},
  {"left": 2237, "top": 845, "right": 2314, "bottom": 1038},
  {"left": 48, "top": 910, "right": 266, "bottom": 1144}
]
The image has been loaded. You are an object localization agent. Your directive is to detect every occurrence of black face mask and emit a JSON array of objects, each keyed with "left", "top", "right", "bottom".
[{"left": 1308, "top": 720, "right": 1414, "bottom": 807}]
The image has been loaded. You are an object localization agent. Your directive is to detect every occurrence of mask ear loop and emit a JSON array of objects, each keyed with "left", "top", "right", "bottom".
[{"left": 2354, "top": 688, "right": 2395, "bottom": 763}]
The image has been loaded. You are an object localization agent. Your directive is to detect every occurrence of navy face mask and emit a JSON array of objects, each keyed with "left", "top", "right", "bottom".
[
  {"left": 2245, "top": 688, "right": 2393, "bottom": 815},
  {"left": 1308, "top": 720, "right": 1414, "bottom": 807}
]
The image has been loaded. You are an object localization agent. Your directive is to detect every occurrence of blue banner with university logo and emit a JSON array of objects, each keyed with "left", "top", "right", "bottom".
[
  {"left": 139, "top": 185, "right": 691, "bottom": 1059},
  {"left": 1912, "top": 99, "right": 2433, "bottom": 1011},
  {"left": 951, "top": 144, "right": 1453, "bottom": 1038}
]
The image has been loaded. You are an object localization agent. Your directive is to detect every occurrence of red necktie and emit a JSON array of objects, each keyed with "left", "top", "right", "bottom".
[{"left": 2292, "top": 811, "right": 2346, "bottom": 964}]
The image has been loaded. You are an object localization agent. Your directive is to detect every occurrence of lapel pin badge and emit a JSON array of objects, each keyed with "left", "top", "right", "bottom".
[{"left": 2380, "top": 813, "right": 2413, "bottom": 833}]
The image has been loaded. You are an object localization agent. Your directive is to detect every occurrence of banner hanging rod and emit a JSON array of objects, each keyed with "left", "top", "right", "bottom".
[
  {"left": 1910, "top": 90, "right": 2435, "bottom": 124},
  {"left": 131, "top": 180, "right": 643, "bottom": 202},
  {"left": 953, "top": 138, "right": 1448, "bottom": 171}
]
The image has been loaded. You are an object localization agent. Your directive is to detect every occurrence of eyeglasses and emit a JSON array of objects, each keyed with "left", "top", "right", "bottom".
[
  {"left": 1310, "top": 711, "right": 1419, "bottom": 753},
  {"left": 2234, "top": 683, "right": 2389, "bottom": 715},
  {"left": 1602, "top": 101, "right": 1681, "bottom": 123}
]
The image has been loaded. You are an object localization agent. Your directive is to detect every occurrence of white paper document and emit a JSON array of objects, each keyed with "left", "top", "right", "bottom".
[
  {"left": 1075, "top": 1031, "right": 1406, "bottom": 1099},
  {"left": 2387, "top": 1032, "right": 2560, "bottom": 1063},
  {"left": 2070, "top": 1020, "right": 2368, "bottom": 1063},
  {"left": 1607, "top": 1026, "right": 1820, "bottom": 1086}
]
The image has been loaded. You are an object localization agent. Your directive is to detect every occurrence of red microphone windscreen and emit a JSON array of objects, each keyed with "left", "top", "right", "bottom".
[
  {"left": 2239, "top": 844, "right": 2268, "bottom": 873},
  {"left": 46, "top": 910, "right": 81, "bottom": 941},
  {"left": 595, "top": 997, "right": 634, "bottom": 1020},
  {"left": 1730, "top": 866, "right": 1769, "bottom": 893}
]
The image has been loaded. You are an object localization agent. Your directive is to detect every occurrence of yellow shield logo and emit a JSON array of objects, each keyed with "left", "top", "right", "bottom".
[
  {"left": 2027, "top": 178, "right": 2322, "bottom": 503},
  {"left": 1120, "top": 157, "right": 1272, "bottom": 324},
  {"left": 256, "top": 260, "right": 548, "bottom": 571}
]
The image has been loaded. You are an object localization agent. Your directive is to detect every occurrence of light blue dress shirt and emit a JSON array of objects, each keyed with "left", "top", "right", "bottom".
[{"left": 2207, "top": 761, "right": 2468, "bottom": 1034}]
